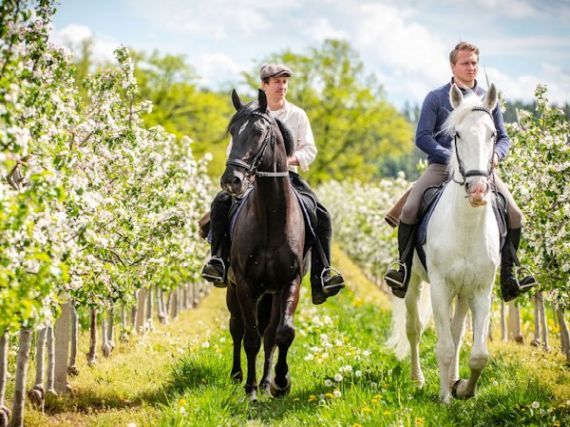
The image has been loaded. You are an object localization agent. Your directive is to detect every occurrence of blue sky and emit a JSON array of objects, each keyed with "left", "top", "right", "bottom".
[{"left": 52, "top": 0, "right": 570, "bottom": 108}]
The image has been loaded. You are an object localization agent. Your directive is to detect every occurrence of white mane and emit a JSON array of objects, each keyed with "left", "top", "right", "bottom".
[{"left": 442, "top": 92, "right": 485, "bottom": 136}]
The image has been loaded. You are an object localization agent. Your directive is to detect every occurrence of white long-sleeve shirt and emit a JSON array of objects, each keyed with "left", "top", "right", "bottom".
[{"left": 227, "top": 100, "right": 317, "bottom": 173}]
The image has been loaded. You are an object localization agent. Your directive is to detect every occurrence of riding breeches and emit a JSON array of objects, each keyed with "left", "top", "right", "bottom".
[{"left": 400, "top": 163, "right": 523, "bottom": 228}]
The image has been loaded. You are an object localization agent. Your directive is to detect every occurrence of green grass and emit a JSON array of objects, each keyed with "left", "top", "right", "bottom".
[{"left": 20, "top": 246, "right": 570, "bottom": 426}]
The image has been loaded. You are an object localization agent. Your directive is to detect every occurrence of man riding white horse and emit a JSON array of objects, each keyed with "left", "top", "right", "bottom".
[
  {"left": 202, "top": 63, "right": 345, "bottom": 305},
  {"left": 384, "top": 41, "right": 536, "bottom": 302}
]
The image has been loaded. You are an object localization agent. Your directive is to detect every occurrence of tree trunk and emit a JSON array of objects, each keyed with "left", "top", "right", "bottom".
[
  {"left": 130, "top": 291, "right": 138, "bottom": 330},
  {"left": 557, "top": 308, "right": 570, "bottom": 364},
  {"left": 68, "top": 302, "right": 79, "bottom": 376},
  {"left": 10, "top": 328, "right": 33, "bottom": 427},
  {"left": 0, "top": 332, "right": 10, "bottom": 427},
  {"left": 170, "top": 289, "right": 179, "bottom": 320},
  {"left": 145, "top": 287, "right": 153, "bottom": 331},
  {"left": 536, "top": 291, "right": 550, "bottom": 351},
  {"left": 46, "top": 327, "right": 56, "bottom": 395},
  {"left": 101, "top": 312, "right": 110, "bottom": 358},
  {"left": 500, "top": 301, "right": 507, "bottom": 342},
  {"left": 192, "top": 282, "right": 198, "bottom": 308},
  {"left": 531, "top": 294, "right": 541, "bottom": 347},
  {"left": 136, "top": 288, "right": 147, "bottom": 334},
  {"left": 507, "top": 301, "right": 524, "bottom": 343},
  {"left": 120, "top": 305, "right": 129, "bottom": 343},
  {"left": 28, "top": 328, "right": 47, "bottom": 412},
  {"left": 157, "top": 288, "right": 168, "bottom": 325},
  {"left": 54, "top": 301, "right": 71, "bottom": 394},
  {"left": 182, "top": 285, "right": 189, "bottom": 310},
  {"left": 87, "top": 307, "right": 97, "bottom": 365},
  {"left": 107, "top": 304, "right": 115, "bottom": 350}
]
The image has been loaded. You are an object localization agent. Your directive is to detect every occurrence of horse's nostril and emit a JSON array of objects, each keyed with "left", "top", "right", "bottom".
[{"left": 232, "top": 176, "right": 241, "bottom": 187}]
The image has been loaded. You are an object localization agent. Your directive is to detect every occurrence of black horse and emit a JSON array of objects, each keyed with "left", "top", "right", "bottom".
[{"left": 222, "top": 89, "right": 306, "bottom": 400}]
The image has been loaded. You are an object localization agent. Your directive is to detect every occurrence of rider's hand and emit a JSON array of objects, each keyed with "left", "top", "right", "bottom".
[
  {"left": 493, "top": 153, "right": 499, "bottom": 168},
  {"left": 287, "top": 155, "right": 299, "bottom": 166}
]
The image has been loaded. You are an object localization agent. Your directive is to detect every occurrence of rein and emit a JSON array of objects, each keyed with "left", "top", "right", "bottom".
[
  {"left": 226, "top": 110, "right": 289, "bottom": 179},
  {"left": 451, "top": 106, "right": 496, "bottom": 186}
]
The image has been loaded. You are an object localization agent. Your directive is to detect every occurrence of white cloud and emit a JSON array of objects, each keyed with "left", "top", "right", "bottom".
[
  {"left": 486, "top": 64, "right": 570, "bottom": 105},
  {"left": 305, "top": 18, "right": 348, "bottom": 42},
  {"left": 193, "top": 52, "right": 245, "bottom": 87},
  {"left": 437, "top": 0, "right": 538, "bottom": 19},
  {"left": 127, "top": 0, "right": 300, "bottom": 39},
  {"left": 51, "top": 24, "right": 119, "bottom": 63}
]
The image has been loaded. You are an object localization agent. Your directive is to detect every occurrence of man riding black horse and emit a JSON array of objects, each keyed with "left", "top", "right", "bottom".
[{"left": 202, "top": 63, "right": 345, "bottom": 305}]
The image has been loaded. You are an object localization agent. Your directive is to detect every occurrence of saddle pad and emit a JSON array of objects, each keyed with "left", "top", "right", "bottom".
[
  {"left": 227, "top": 187, "right": 317, "bottom": 248},
  {"left": 416, "top": 184, "right": 507, "bottom": 271}
]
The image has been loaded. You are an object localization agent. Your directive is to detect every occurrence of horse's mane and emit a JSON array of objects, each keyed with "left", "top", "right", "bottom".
[
  {"left": 442, "top": 92, "right": 486, "bottom": 136},
  {"left": 228, "top": 101, "right": 294, "bottom": 157}
]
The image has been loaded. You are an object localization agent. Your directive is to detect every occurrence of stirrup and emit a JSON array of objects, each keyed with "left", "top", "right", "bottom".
[
  {"left": 514, "top": 265, "right": 537, "bottom": 290},
  {"left": 385, "top": 260, "right": 407, "bottom": 289},
  {"left": 202, "top": 257, "right": 226, "bottom": 286},
  {"left": 320, "top": 266, "right": 344, "bottom": 292}
]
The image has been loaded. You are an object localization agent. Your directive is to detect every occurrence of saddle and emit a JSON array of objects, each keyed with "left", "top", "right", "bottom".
[
  {"left": 198, "top": 187, "right": 318, "bottom": 251},
  {"left": 415, "top": 182, "right": 508, "bottom": 271}
]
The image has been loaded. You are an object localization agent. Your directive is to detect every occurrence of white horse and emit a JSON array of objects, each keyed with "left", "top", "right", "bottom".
[{"left": 387, "top": 84, "right": 501, "bottom": 404}]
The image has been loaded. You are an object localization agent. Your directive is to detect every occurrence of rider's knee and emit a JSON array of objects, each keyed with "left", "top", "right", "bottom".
[
  {"left": 400, "top": 202, "right": 419, "bottom": 225},
  {"left": 508, "top": 205, "right": 523, "bottom": 229}
]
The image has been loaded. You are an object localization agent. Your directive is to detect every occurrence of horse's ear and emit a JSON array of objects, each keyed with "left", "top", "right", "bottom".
[
  {"left": 484, "top": 83, "right": 498, "bottom": 111},
  {"left": 231, "top": 89, "right": 243, "bottom": 111},
  {"left": 449, "top": 83, "right": 463, "bottom": 109},
  {"left": 258, "top": 89, "right": 268, "bottom": 112}
]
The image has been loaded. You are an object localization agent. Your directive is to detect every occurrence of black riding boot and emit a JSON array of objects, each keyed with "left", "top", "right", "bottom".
[
  {"left": 385, "top": 222, "right": 416, "bottom": 299},
  {"left": 201, "top": 191, "right": 232, "bottom": 287},
  {"left": 500, "top": 227, "right": 537, "bottom": 302},
  {"left": 310, "top": 206, "right": 345, "bottom": 305}
]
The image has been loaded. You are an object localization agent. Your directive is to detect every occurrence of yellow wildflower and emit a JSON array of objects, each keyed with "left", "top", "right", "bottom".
[
  {"left": 416, "top": 417, "right": 425, "bottom": 425},
  {"left": 308, "top": 394, "right": 317, "bottom": 402},
  {"left": 362, "top": 406, "right": 372, "bottom": 414}
]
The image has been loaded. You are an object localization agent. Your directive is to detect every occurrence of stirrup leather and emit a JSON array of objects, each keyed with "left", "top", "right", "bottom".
[{"left": 385, "top": 260, "right": 408, "bottom": 289}]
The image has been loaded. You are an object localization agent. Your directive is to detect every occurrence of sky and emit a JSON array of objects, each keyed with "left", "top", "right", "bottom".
[{"left": 51, "top": 0, "right": 570, "bottom": 108}]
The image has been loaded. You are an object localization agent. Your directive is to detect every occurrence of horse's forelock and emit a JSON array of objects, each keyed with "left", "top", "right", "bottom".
[{"left": 443, "top": 93, "right": 486, "bottom": 136}]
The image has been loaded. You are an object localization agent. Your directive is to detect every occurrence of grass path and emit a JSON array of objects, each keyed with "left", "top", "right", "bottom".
[{"left": 25, "top": 245, "right": 570, "bottom": 426}]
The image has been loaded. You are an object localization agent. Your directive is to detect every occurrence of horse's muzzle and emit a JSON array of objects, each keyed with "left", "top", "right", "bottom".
[
  {"left": 466, "top": 178, "right": 489, "bottom": 207},
  {"left": 221, "top": 168, "right": 247, "bottom": 196}
]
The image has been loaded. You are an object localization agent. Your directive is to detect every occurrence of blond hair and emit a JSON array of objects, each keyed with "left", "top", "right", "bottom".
[{"left": 449, "top": 42, "right": 480, "bottom": 65}]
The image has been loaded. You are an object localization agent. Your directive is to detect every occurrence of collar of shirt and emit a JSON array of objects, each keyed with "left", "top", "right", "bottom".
[{"left": 268, "top": 100, "right": 289, "bottom": 118}]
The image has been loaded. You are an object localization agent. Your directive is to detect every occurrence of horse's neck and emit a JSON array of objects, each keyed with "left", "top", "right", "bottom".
[
  {"left": 438, "top": 182, "right": 495, "bottom": 235},
  {"left": 253, "top": 178, "right": 293, "bottom": 225}
]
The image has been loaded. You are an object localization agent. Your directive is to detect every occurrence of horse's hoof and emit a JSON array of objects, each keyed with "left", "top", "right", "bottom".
[
  {"left": 247, "top": 390, "right": 257, "bottom": 402},
  {"left": 412, "top": 374, "right": 425, "bottom": 389},
  {"left": 270, "top": 374, "right": 291, "bottom": 397},
  {"left": 259, "top": 380, "right": 271, "bottom": 394},
  {"left": 28, "top": 384, "right": 45, "bottom": 410},
  {"left": 451, "top": 379, "right": 474, "bottom": 400}
]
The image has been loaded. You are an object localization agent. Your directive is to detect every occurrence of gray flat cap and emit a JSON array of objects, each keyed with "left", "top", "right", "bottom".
[{"left": 259, "top": 63, "right": 293, "bottom": 80}]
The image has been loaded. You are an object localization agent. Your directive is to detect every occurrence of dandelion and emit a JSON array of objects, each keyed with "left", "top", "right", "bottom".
[
  {"left": 333, "top": 389, "right": 342, "bottom": 398},
  {"left": 415, "top": 417, "right": 425, "bottom": 425},
  {"left": 179, "top": 407, "right": 187, "bottom": 416},
  {"left": 492, "top": 380, "right": 498, "bottom": 387},
  {"left": 362, "top": 406, "right": 372, "bottom": 414},
  {"left": 201, "top": 341, "right": 210, "bottom": 348},
  {"left": 531, "top": 401, "right": 540, "bottom": 409},
  {"left": 370, "top": 381, "right": 378, "bottom": 389},
  {"left": 308, "top": 394, "right": 317, "bottom": 402},
  {"left": 325, "top": 379, "right": 333, "bottom": 387},
  {"left": 325, "top": 392, "right": 334, "bottom": 399},
  {"left": 383, "top": 410, "right": 391, "bottom": 415},
  {"left": 355, "top": 370, "right": 363, "bottom": 378},
  {"left": 334, "top": 373, "right": 343, "bottom": 382},
  {"left": 363, "top": 349, "right": 372, "bottom": 357},
  {"left": 304, "top": 353, "right": 314, "bottom": 361}
]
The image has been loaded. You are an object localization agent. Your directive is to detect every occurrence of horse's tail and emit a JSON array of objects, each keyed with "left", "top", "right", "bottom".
[{"left": 386, "top": 280, "right": 432, "bottom": 360}]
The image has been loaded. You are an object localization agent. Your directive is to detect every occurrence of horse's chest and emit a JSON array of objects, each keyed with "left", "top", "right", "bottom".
[{"left": 244, "top": 248, "right": 300, "bottom": 288}]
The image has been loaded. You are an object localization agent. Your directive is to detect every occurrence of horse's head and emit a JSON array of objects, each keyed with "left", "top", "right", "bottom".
[
  {"left": 221, "top": 89, "right": 292, "bottom": 196},
  {"left": 446, "top": 83, "right": 498, "bottom": 207}
]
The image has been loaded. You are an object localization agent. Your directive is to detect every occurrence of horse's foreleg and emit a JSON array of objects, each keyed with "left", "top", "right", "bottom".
[
  {"left": 236, "top": 285, "right": 261, "bottom": 400},
  {"left": 271, "top": 280, "right": 300, "bottom": 397},
  {"left": 227, "top": 286, "right": 244, "bottom": 383},
  {"left": 405, "top": 274, "right": 424, "bottom": 387},
  {"left": 454, "top": 292, "right": 491, "bottom": 399},
  {"left": 431, "top": 282, "right": 455, "bottom": 404},
  {"left": 258, "top": 294, "right": 277, "bottom": 394},
  {"left": 449, "top": 296, "right": 469, "bottom": 385}
]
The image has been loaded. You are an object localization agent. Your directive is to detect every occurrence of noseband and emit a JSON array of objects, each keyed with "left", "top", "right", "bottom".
[
  {"left": 226, "top": 111, "right": 289, "bottom": 178},
  {"left": 452, "top": 106, "right": 496, "bottom": 186}
]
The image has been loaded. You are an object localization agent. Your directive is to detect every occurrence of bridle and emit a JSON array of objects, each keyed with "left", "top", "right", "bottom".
[
  {"left": 451, "top": 106, "right": 497, "bottom": 186},
  {"left": 226, "top": 111, "right": 289, "bottom": 179}
]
